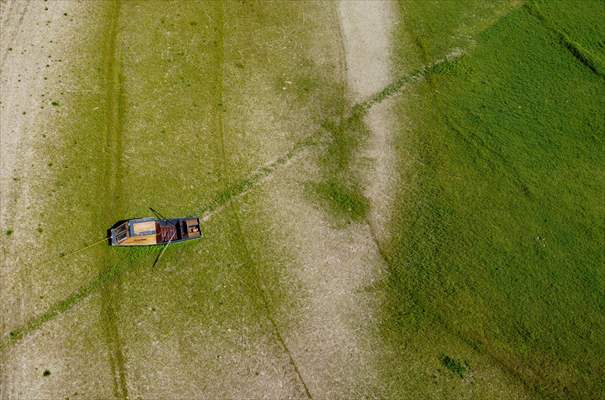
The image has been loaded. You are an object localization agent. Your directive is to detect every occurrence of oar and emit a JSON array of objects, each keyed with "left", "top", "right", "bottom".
[
  {"left": 151, "top": 231, "right": 176, "bottom": 268},
  {"left": 149, "top": 207, "right": 166, "bottom": 220}
]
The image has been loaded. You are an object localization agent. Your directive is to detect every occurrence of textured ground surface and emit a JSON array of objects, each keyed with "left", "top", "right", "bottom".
[
  {"left": 2, "top": 1, "right": 602, "bottom": 399},
  {"left": 0, "top": 0, "right": 396, "bottom": 398}
]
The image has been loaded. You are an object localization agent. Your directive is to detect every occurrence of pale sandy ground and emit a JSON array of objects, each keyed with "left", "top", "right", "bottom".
[
  {"left": 0, "top": 0, "right": 44, "bottom": 228},
  {"left": 254, "top": 1, "right": 397, "bottom": 398},
  {"left": 1, "top": 2, "right": 118, "bottom": 399}
]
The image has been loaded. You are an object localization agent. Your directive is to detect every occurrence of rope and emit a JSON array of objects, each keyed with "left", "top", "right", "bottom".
[{"left": 43, "top": 236, "right": 109, "bottom": 265}]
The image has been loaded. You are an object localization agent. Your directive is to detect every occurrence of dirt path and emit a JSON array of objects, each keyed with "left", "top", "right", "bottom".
[{"left": 338, "top": 1, "right": 394, "bottom": 101}]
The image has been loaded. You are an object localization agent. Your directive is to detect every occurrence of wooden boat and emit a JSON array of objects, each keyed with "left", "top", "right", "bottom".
[{"left": 110, "top": 217, "right": 202, "bottom": 247}]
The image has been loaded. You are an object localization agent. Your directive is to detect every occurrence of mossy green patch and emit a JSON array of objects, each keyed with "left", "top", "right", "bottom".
[
  {"left": 310, "top": 99, "right": 372, "bottom": 224},
  {"left": 309, "top": 179, "right": 369, "bottom": 223},
  {"left": 441, "top": 354, "right": 470, "bottom": 378}
]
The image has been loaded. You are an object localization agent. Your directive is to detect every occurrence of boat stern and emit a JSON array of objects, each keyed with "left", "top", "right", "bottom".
[{"left": 110, "top": 218, "right": 158, "bottom": 246}]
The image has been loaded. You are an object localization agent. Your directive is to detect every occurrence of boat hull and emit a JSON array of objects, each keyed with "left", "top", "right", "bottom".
[{"left": 110, "top": 217, "right": 202, "bottom": 247}]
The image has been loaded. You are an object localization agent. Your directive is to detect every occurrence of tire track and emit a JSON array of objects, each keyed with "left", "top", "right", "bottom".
[
  {"left": 97, "top": 1, "right": 128, "bottom": 398},
  {"left": 231, "top": 210, "right": 313, "bottom": 400},
  {"left": 524, "top": 2, "right": 605, "bottom": 78}
]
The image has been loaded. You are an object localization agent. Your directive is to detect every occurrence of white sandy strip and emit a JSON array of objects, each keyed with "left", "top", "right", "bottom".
[
  {"left": 338, "top": 0, "right": 395, "bottom": 102},
  {"left": 339, "top": 0, "right": 398, "bottom": 243},
  {"left": 0, "top": 0, "right": 37, "bottom": 225}
]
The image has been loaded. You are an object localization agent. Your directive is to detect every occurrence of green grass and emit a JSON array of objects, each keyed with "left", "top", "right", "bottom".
[
  {"left": 310, "top": 178, "right": 369, "bottom": 222},
  {"left": 310, "top": 108, "right": 371, "bottom": 223},
  {"left": 528, "top": 0, "right": 605, "bottom": 76},
  {"left": 397, "top": 0, "right": 517, "bottom": 67},
  {"left": 383, "top": 1, "right": 605, "bottom": 398},
  {"left": 441, "top": 354, "right": 470, "bottom": 378}
]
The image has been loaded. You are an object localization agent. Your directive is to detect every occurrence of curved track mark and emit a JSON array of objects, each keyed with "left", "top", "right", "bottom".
[
  {"left": 231, "top": 211, "right": 314, "bottom": 400},
  {"left": 98, "top": 1, "right": 128, "bottom": 398}
]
